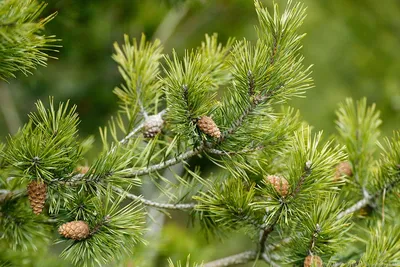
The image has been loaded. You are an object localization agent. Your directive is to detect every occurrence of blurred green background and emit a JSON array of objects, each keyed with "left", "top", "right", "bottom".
[{"left": 1, "top": 0, "right": 399, "bottom": 266}]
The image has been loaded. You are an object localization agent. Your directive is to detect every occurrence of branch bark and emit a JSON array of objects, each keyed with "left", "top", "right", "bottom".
[
  {"left": 113, "top": 186, "right": 196, "bottom": 210},
  {"left": 123, "top": 144, "right": 204, "bottom": 177},
  {"left": 258, "top": 208, "right": 282, "bottom": 253},
  {"left": 205, "top": 145, "right": 264, "bottom": 156},
  {"left": 203, "top": 251, "right": 257, "bottom": 267},
  {"left": 203, "top": 250, "right": 279, "bottom": 267}
]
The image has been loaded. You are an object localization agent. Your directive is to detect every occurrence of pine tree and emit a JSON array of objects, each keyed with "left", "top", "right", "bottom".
[{"left": 1, "top": 0, "right": 400, "bottom": 266}]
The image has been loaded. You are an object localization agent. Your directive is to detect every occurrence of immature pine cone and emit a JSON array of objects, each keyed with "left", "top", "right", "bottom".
[
  {"left": 75, "top": 165, "right": 90, "bottom": 174},
  {"left": 304, "top": 255, "right": 323, "bottom": 267},
  {"left": 334, "top": 161, "right": 353, "bottom": 181},
  {"left": 143, "top": 114, "right": 164, "bottom": 138},
  {"left": 265, "top": 175, "right": 289, "bottom": 197},
  {"left": 27, "top": 181, "right": 47, "bottom": 215},
  {"left": 58, "top": 221, "right": 90, "bottom": 240},
  {"left": 197, "top": 116, "right": 221, "bottom": 138}
]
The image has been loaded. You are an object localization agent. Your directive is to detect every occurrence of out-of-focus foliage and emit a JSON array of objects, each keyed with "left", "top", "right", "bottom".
[{"left": 0, "top": 0, "right": 58, "bottom": 81}]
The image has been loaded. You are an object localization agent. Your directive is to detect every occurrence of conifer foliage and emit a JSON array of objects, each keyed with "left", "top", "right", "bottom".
[
  {"left": 1, "top": 0, "right": 400, "bottom": 266},
  {"left": 0, "top": 0, "right": 58, "bottom": 80}
]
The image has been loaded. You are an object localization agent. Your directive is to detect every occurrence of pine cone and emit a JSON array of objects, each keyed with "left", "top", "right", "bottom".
[
  {"left": 334, "top": 161, "right": 353, "bottom": 181},
  {"left": 197, "top": 116, "right": 221, "bottom": 138},
  {"left": 265, "top": 175, "right": 289, "bottom": 197},
  {"left": 58, "top": 221, "right": 90, "bottom": 240},
  {"left": 75, "top": 165, "right": 90, "bottom": 174},
  {"left": 143, "top": 114, "right": 164, "bottom": 138},
  {"left": 27, "top": 181, "right": 47, "bottom": 215},
  {"left": 304, "top": 255, "right": 323, "bottom": 267}
]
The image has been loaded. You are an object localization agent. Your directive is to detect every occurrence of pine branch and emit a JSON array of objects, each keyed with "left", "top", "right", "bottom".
[
  {"left": 203, "top": 251, "right": 257, "bottom": 267},
  {"left": 119, "top": 109, "right": 167, "bottom": 145},
  {"left": 205, "top": 145, "right": 264, "bottom": 156},
  {"left": 308, "top": 224, "right": 322, "bottom": 251},
  {"left": 336, "top": 98, "right": 382, "bottom": 188},
  {"left": 119, "top": 122, "right": 145, "bottom": 145},
  {"left": 203, "top": 250, "right": 279, "bottom": 267},
  {"left": 220, "top": 91, "right": 270, "bottom": 140},
  {"left": 258, "top": 206, "right": 282, "bottom": 253},
  {"left": 259, "top": 162, "right": 312, "bottom": 248},
  {"left": 89, "top": 215, "right": 111, "bottom": 236},
  {"left": 337, "top": 174, "right": 400, "bottom": 219},
  {"left": 291, "top": 161, "right": 313, "bottom": 198},
  {"left": 337, "top": 197, "right": 371, "bottom": 220},
  {"left": 112, "top": 34, "right": 163, "bottom": 116},
  {"left": 261, "top": 253, "right": 280, "bottom": 267},
  {"left": 112, "top": 186, "right": 196, "bottom": 210},
  {"left": 120, "top": 108, "right": 266, "bottom": 179},
  {"left": 124, "top": 144, "right": 204, "bottom": 177}
]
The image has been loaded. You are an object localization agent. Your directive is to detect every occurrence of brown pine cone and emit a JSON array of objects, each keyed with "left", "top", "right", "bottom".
[
  {"left": 334, "top": 161, "right": 353, "bottom": 181},
  {"left": 265, "top": 175, "right": 289, "bottom": 197},
  {"left": 196, "top": 116, "right": 221, "bottom": 138},
  {"left": 143, "top": 114, "right": 164, "bottom": 138},
  {"left": 304, "top": 255, "right": 323, "bottom": 267},
  {"left": 27, "top": 181, "right": 47, "bottom": 215},
  {"left": 58, "top": 221, "right": 90, "bottom": 240}
]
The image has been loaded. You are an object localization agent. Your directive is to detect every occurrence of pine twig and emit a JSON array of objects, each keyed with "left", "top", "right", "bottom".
[
  {"left": 89, "top": 215, "right": 111, "bottom": 236},
  {"left": 337, "top": 174, "right": 400, "bottom": 219},
  {"left": 221, "top": 90, "right": 275, "bottom": 140},
  {"left": 258, "top": 162, "right": 312, "bottom": 252},
  {"left": 258, "top": 207, "right": 282, "bottom": 253},
  {"left": 292, "top": 161, "right": 312, "bottom": 198},
  {"left": 202, "top": 250, "right": 281, "bottom": 267},
  {"left": 222, "top": 101, "right": 257, "bottom": 139},
  {"left": 337, "top": 197, "right": 371, "bottom": 220},
  {"left": 203, "top": 251, "right": 258, "bottom": 267},
  {"left": 124, "top": 122, "right": 264, "bottom": 178},
  {"left": 113, "top": 186, "right": 196, "bottom": 210},
  {"left": 124, "top": 144, "right": 204, "bottom": 177},
  {"left": 308, "top": 224, "right": 321, "bottom": 252},
  {"left": 221, "top": 29, "right": 281, "bottom": 141},
  {"left": 261, "top": 253, "right": 280, "bottom": 267},
  {"left": 254, "top": 174, "right": 400, "bottom": 256},
  {"left": 205, "top": 145, "right": 264, "bottom": 156},
  {"left": 119, "top": 122, "right": 145, "bottom": 145},
  {"left": 119, "top": 109, "right": 167, "bottom": 145},
  {"left": 248, "top": 70, "right": 255, "bottom": 96}
]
